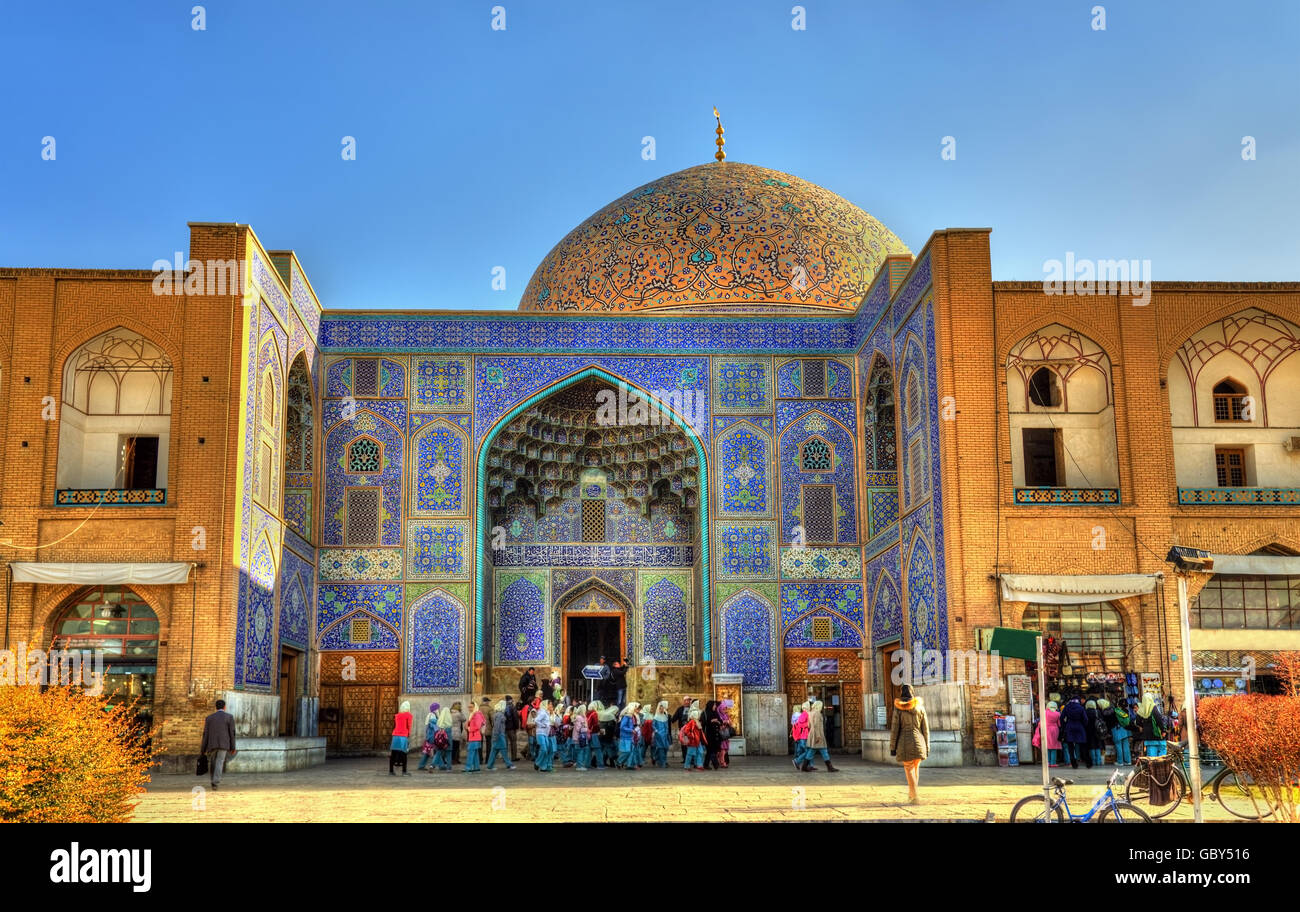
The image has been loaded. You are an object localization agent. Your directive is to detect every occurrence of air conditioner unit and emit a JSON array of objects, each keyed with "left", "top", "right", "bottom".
[{"left": 1283, "top": 436, "right": 1300, "bottom": 453}]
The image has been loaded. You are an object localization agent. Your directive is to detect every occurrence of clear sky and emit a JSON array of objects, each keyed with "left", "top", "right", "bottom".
[{"left": 2, "top": 1, "right": 1296, "bottom": 311}]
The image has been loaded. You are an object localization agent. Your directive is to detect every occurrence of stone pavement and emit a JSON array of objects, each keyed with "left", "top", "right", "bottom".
[{"left": 134, "top": 756, "right": 1240, "bottom": 822}]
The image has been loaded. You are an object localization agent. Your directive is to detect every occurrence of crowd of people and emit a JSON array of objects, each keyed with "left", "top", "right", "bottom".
[
  {"left": 388, "top": 692, "right": 739, "bottom": 774},
  {"left": 1032, "top": 691, "right": 1178, "bottom": 769}
]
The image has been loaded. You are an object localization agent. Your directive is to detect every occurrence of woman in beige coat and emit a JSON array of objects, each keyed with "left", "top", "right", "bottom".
[
  {"left": 889, "top": 684, "right": 930, "bottom": 803},
  {"left": 800, "top": 699, "right": 840, "bottom": 772}
]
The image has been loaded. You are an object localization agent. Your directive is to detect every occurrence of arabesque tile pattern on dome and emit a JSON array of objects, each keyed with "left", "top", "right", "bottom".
[{"left": 519, "top": 162, "right": 909, "bottom": 314}]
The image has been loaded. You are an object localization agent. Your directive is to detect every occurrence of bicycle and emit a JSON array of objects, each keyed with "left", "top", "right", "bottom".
[
  {"left": 1010, "top": 769, "right": 1152, "bottom": 822},
  {"left": 1124, "top": 742, "right": 1278, "bottom": 820}
]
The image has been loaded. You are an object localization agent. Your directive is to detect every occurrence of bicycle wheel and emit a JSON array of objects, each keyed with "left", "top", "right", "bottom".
[
  {"left": 1125, "top": 761, "right": 1186, "bottom": 818},
  {"left": 1213, "top": 768, "right": 1276, "bottom": 820},
  {"left": 1009, "top": 794, "right": 1065, "bottom": 823},
  {"left": 1124, "top": 763, "right": 1150, "bottom": 803},
  {"left": 1096, "top": 800, "right": 1152, "bottom": 822}
]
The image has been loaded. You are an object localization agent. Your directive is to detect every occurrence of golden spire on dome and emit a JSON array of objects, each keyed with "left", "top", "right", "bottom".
[{"left": 713, "top": 106, "right": 726, "bottom": 161}]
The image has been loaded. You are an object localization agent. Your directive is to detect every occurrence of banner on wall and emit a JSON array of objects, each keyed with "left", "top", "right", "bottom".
[{"left": 9, "top": 562, "right": 195, "bottom": 585}]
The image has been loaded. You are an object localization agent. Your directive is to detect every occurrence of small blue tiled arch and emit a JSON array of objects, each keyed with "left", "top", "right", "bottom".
[{"left": 474, "top": 366, "right": 712, "bottom": 663}]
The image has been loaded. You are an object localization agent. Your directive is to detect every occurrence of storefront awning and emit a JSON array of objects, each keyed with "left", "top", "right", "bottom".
[
  {"left": 999, "top": 573, "right": 1160, "bottom": 605},
  {"left": 1206, "top": 553, "right": 1300, "bottom": 576},
  {"left": 8, "top": 562, "right": 195, "bottom": 585}
]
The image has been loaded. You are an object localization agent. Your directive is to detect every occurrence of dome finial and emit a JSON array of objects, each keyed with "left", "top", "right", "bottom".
[{"left": 713, "top": 106, "right": 726, "bottom": 161}]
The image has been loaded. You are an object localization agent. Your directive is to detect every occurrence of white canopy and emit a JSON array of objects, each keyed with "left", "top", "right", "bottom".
[
  {"left": 9, "top": 562, "right": 194, "bottom": 585},
  {"left": 1000, "top": 573, "right": 1161, "bottom": 605},
  {"left": 1207, "top": 554, "right": 1300, "bottom": 576}
]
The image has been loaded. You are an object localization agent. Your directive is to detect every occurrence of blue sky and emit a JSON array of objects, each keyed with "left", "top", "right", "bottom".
[{"left": 2, "top": 1, "right": 1296, "bottom": 311}]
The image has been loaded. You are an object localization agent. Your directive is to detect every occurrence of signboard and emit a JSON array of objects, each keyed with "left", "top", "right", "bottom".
[
  {"left": 1007, "top": 674, "right": 1033, "bottom": 708},
  {"left": 807, "top": 657, "right": 839, "bottom": 675},
  {"left": 581, "top": 665, "right": 609, "bottom": 680}
]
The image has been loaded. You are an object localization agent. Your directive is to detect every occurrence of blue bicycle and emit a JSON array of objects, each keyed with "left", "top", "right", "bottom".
[{"left": 1010, "top": 769, "right": 1153, "bottom": 822}]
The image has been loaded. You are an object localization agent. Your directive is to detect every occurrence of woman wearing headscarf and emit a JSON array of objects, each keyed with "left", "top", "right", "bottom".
[
  {"left": 616, "top": 702, "right": 642, "bottom": 769},
  {"left": 450, "top": 701, "right": 466, "bottom": 766},
  {"left": 572, "top": 703, "right": 591, "bottom": 770},
  {"left": 889, "top": 684, "right": 929, "bottom": 802},
  {"left": 791, "top": 701, "right": 812, "bottom": 770},
  {"left": 702, "top": 700, "right": 722, "bottom": 770},
  {"left": 1133, "top": 692, "right": 1168, "bottom": 758},
  {"left": 463, "top": 701, "right": 484, "bottom": 772},
  {"left": 533, "top": 699, "right": 555, "bottom": 771},
  {"left": 418, "top": 702, "right": 440, "bottom": 771},
  {"left": 1031, "top": 700, "right": 1064, "bottom": 767},
  {"left": 486, "top": 700, "right": 516, "bottom": 770},
  {"left": 586, "top": 701, "right": 606, "bottom": 769},
  {"left": 597, "top": 701, "right": 620, "bottom": 767},
  {"left": 680, "top": 708, "right": 705, "bottom": 770},
  {"left": 1098, "top": 697, "right": 1132, "bottom": 765},
  {"left": 638, "top": 705, "right": 654, "bottom": 767},
  {"left": 802, "top": 699, "right": 839, "bottom": 773},
  {"left": 1060, "top": 695, "right": 1091, "bottom": 769},
  {"left": 432, "top": 705, "right": 454, "bottom": 770},
  {"left": 652, "top": 701, "right": 671, "bottom": 768},
  {"left": 389, "top": 700, "right": 414, "bottom": 776},
  {"left": 1084, "top": 699, "right": 1105, "bottom": 768},
  {"left": 717, "top": 700, "right": 735, "bottom": 768}
]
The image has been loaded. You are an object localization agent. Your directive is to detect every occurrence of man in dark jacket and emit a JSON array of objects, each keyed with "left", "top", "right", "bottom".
[
  {"left": 199, "top": 699, "right": 237, "bottom": 790},
  {"left": 503, "top": 695, "right": 520, "bottom": 761},
  {"left": 1060, "top": 696, "right": 1091, "bottom": 769},
  {"left": 519, "top": 668, "right": 538, "bottom": 705},
  {"left": 610, "top": 659, "right": 629, "bottom": 708}
]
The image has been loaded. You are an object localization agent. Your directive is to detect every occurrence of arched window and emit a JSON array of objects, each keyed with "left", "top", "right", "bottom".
[
  {"left": 283, "top": 353, "right": 314, "bottom": 539},
  {"left": 905, "top": 370, "right": 922, "bottom": 428},
  {"left": 1028, "top": 367, "right": 1061, "bottom": 408},
  {"left": 1022, "top": 602, "right": 1125, "bottom": 671},
  {"left": 799, "top": 436, "right": 833, "bottom": 472},
  {"left": 1212, "top": 379, "right": 1248, "bottom": 422},
  {"left": 347, "top": 437, "right": 382, "bottom": 473},
  {"left": 51, "top": 586, "right": 159, "bottom": 721},
  {"left": 57, "top": 329, "right": 172, "bottom": 503},
  {"left": 864, "top": 357, "right": 896, "bottom": 471}
]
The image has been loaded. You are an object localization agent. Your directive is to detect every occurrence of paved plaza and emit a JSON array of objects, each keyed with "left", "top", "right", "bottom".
[{"left": 135, "top": 756, "right": 1241, "bottom": 823}]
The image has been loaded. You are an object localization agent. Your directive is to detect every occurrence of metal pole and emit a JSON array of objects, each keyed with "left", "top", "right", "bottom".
[
  {"left": 1176, "top": 573, "right": 1205, "bottom": 823},
  {"left": 1038, "top": 635, "right": 1051, "bottom": 816}
]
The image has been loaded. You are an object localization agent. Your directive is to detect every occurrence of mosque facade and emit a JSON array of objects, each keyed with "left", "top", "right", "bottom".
[{"left": 2, "top": 157, "right": 1297, "bottom": 768}]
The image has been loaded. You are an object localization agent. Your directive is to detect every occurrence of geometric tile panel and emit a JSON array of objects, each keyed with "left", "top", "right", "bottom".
[
  {"left": 319, "top": 548, "right": 404, "bottom": 581},
  {"left": 867, "top": 486, "right": 899, "bottom": 539},
  {"left": 782, "top": 610, "right": 862, "bottom": 648},
  {"left": 779, "top": 581, "right": 865, "bottom": 631},
  {"left": 406, "top": 520, "right": 469, "bottom": 580},
  {"left": 495, "top": 570, "right": 548, "bottom": 665},
  {"left": 712, "top": 359, "right": 771, "bottom": 413},
  {"left": 317, "top": 584, "right": 403, "bottom": 641},
  {"left": 717, "top": 421, "right": 771, "bottom": 515},
  {"left": 409, "top": 419, "right": 467, "bottom": 514},
  {"left": 319, "top": 610, "right": 401, "bottom": 650},
  {"left": 638, "top": 570, "right": 692, "bottom": 665},
  {"left": 718, "top": 589, "right": 777, "bottom": 690},
  {"left": 826, "top": 359, "right": 853, "bottom": 398},
  {"left": 716, "top": 522, "right": 776, "bottom": 579},
  {"left": 780, "top": 546, "right": 860, "bottom": 580},
  {"left": 405, "top": 588, "right": 466, "bottom": 692},
  {"left": 412, "top": 357, "right": 469, "bottom": 412},
  {"left": 905, "top": 531, "right": 940, "bottom": 652},
  {"left": 778, "top": 410, "right": 856, "bottom": 544}
]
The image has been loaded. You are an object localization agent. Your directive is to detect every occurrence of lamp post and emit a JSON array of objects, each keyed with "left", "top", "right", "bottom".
[{"left": 1166, "top": 547, "right": 1213, "bottom": 824}]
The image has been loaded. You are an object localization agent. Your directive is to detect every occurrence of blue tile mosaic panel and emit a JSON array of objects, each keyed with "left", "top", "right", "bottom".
[
  {"left": 639, "top": 571, "right": 691, "bottom": 665},
  {"left": 406, "top": 589, "right": 465, "bottom": 691},
  {"left": 409, "top": 419, "right": 467, "bottom": 514},
  {"left": 320, "top": 548, "right": 404, "bottom": 581},
  {"left": 717, "top": 421, "right": 771, "bottom": 515},
  {"left": 718, "top": 590, "right": 776, "bottom": 690},
  {"left": 413, "top": 357, "right": 469, "bottom": 412},
  {"left": 782, "top": 611, "right": 863, "bottom": 648},
  {"left": 779, "top": 581, "right": 865, "bottom": 630},
  {"left": 716, "top": 522, "right": 776, "bottom": 579},
  {"left": 496, "top": 571, "right": 548, "bottom": 664},
  {"left": 322, "top": 410, "right": 403, "bottom": 546},
  {"left": 712, "top": 359, "right": 771, "bottom": 413},
  {"left": 407, "top": 521, "right": 469, "bottom": 580},
  {"left": 780, "top": 546, "right": 860, "bottom": 580},
  {"left": 778, "top": 411, "right": 857, "bottom": 543}
]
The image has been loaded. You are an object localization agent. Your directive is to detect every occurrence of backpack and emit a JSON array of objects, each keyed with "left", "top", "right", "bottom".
[
  {"left": 433, "top": 728, "right": 450, "bottom": 750},
  {"left": 1150, "top": 711, "right": 1165, "bottom": 738},
  {"left": 1114, "top": 706, "right": 1130, "bottom": 727},
  {"left": 1093, "top": 715, "right": 1108, "bottom": 742},
  {"left": 679, "top": 722, "right": 700, "bottom": 748}
]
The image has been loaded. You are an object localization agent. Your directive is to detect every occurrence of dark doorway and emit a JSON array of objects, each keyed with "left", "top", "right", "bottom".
[
  {"left": 1022, "top": 427, "right": 1063, "bottom": 487},
  {"left": 565, "top": 615, "right": 622, "bottom": 698},
  {"left": 123, "top": 436, "right": 159, "bottom": 489}
]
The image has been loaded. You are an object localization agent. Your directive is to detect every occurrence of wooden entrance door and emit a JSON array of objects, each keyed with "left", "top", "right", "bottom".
[
  {"left": 318, "top": 652, "right": 399, "bottom": 753},
  {"left": 278, "top": 649, "right": 300, "bottom": 736}
]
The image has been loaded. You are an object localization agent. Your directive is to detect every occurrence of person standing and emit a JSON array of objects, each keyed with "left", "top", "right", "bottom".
[
  {"left": 802, "top": 699, "right": 838, "bottom": 773},
  {"left": 1060, "top": 695, "right": 1091, "bottom": 769},
  {"left": 503, "top": 695, "right": 520, "bottom": 762},
  {"left": 418, "top": 702, "right": 440, "bottom": 771},
  {"left": 450, "top": 702, "right": 466, "bottom": 766},
  {"left": 652, "top": 701, "right": 670, "bottom": 768},
  {"left": 680, "top": 708, "right": 705, "bottom": 771},
  {"left": 889, "top": 684, "right": 929, "bottom": 802},
  {"left": 486, "top": 700, "right": 516, "bottom": 770},
  {"left": 432, "top": 705, "right": 454, "bottom": 771},
  {"left": 717, "top": 700, "right": 735, "bottom": 768},
  {"left": 670, "top": 696, "right": 693, "bottom": 765},
  {"left": 702, "top": 700, "right": 722, "bottom": 770},
  {"left": 586, "top": 701, "right": 605, "bottom": 769},
  {"left": 572, "top": 702, "right": 591, "bottom": 770},
  {"left": 478, "top": 696, "right": 493, "bottom": 763},
  {"left": 198, "top": 698, "right": 237, "bottom": 791},
  {"left": 519, "top": 667, "right": 538, "bottom": 706},
  {"left": 463, "top": 702, "right": 484, "bottom": 772},
  {"left": 616, "top": 702, "right": 641, "bottom": 769},
  {"left": 611, "top": 659, "right": 629, "bottom": 708},
  {"left": 1031, "top": 700, "right": 1064, "bottom": 767},
  {"left": 390, "top": 700, "right": 414, "bottom": 776},
  {"left": 1133, "top": 692, "right": 1168, "bottom": 758},
  {"left": 1084, "top": 699, "right": 1105, "bottom": 768},
  {"left": 1099, "top": 697, "right": 1132, "bottom": 765},
  {"left": 534, "top": 700, "right": 555, "bottom": 772},
  {"left": 791, "top": 701, "right": 812, "bottom": 771}
]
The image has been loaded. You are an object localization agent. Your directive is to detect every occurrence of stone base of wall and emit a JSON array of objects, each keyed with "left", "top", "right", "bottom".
[
  {"left": 861, "top": 728, "right": 968, "bottom": 767},
  {"left": 155, "top": 736, "right": 327, "bottom": 774},
  {"left": 741, "top": 692, "right": 789, "bottom": 756}
]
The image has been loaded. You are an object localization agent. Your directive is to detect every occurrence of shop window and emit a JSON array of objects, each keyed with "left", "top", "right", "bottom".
[
  {"left": 1214, "top": 447, "right": 1248, "bottom": 487},
  {"left": 51, "top": 586, "right": 158, "bottom": 724},
  {"left": 1022, "top": 427, "right": 1063, "bottom": 486},
  {"left": 801, "top": 485, "right": 835, "bottom": 543},
  {"left": 1191, "top": 574, "right": 1300, "bottom": 630},
  {"left": 1022, "top": 603, "right": 1125, "bottom": 671},
  {"left": 1212, "top": 379, "right": 1248, "bottom": 422},
  {"left": 1028, "top": 367, "right": 1061, "bottom": 408}
]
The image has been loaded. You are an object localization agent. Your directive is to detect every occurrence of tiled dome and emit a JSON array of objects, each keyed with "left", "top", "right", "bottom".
[{"left": 519, "top": 161, "right": 908, "bottom": 314}]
